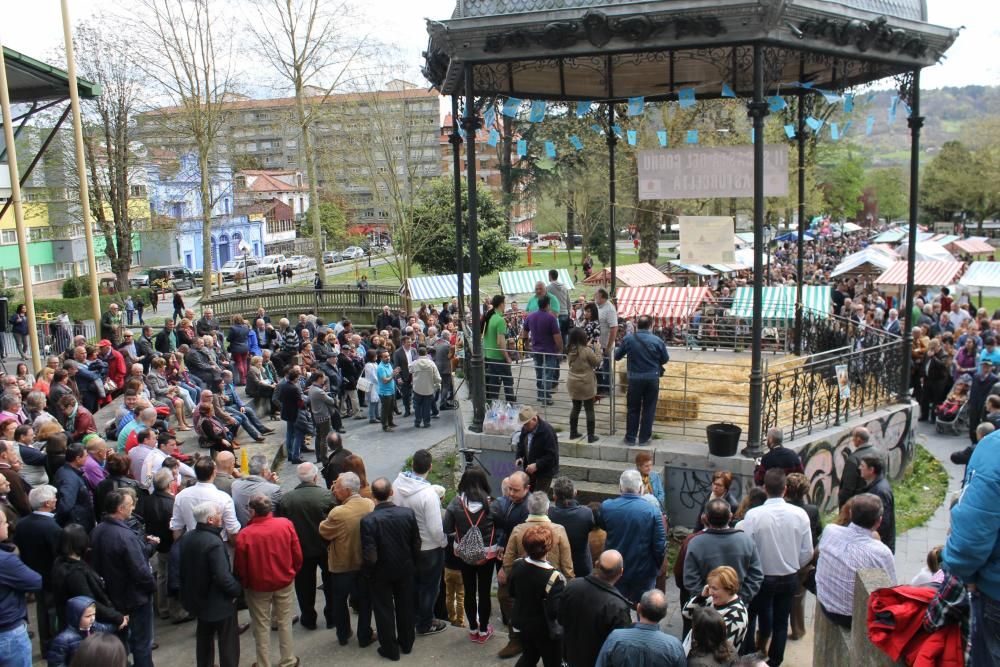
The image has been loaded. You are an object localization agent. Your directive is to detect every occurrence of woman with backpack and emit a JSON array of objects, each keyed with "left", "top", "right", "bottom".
[{"left": 443, "top": 467, "right": 499, "bottom": 644}]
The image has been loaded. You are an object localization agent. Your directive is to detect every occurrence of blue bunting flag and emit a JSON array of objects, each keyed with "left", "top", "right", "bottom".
[
  {"left": 721, "top": 83, "right": 736, "bottom": 98},
  {"left": 769, "top": 96, "right": 786, "bottom": 112},
  {"left": 516, "top": 139, "right": 526, "bottom": 157},
  {"left": 678, "top": 88, "right": 696, "bottom": 108},
  {"left": 488, "top": 129, "right": 499, "bottom": 147},
  {"left": 843, "top": 93, "right": 854, "bottom": 114},
  {"left": 805, "top": 116, "right": 824, "bottom": 132},
  {"left": 686, "top": 130, "right": 699, "bottom": 144},
  {"left": 784, "top": 124, "right": 796, "bottom": 139},
  {"left": 866, "top": 115, "right": 876, "bottom": 135},
  {"left": 545, "top": 141, "right": 556, "bottom": 158},
  {"left": 830, "top": 123, "right": 840, "bottom": 141},
  {"left": 528, "top": 100, "right": 547, "bottom": 123},
  {"left": 627, "top": 97, "right": 645, "bottom": 116},
  {"left": 570, "top": 135, "right": 583, "bottom": 151},
  {"left": 575, "top": 101, "right": 592, "bottom": 117},
  {"left": 502, "top": 98, "right": 521, "bottom": 118},
  {"left": 657, "top": 130, "right": 668, "bottom": 146},
  {"left": 627, "top": 130, "right": 637, "bottom": 146}
]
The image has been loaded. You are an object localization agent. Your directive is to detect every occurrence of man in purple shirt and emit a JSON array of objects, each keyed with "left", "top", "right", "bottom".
[
  {"left": 82, "top": 436, "right": 110, "bottom": 491},
  {"left": 521, "top": 295, "right": 563, "bottom": 405}
]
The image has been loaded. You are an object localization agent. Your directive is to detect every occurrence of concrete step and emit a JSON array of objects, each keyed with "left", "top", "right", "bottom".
[
  {"left": 559, "top": 455, "right": 632, "bottom": 485},
  {"left": 572, "top": 480, "right": 620, "bottom": 505}
]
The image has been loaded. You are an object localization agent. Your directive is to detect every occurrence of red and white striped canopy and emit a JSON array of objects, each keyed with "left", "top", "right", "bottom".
[
  {"left": 949, "top": 238, "right": 994, "bottom": 255},
  {"left": 874, "top": 260, "right": 965, "bottom": 286},
  {"left": 583, "top": 262, "right": 672, "bottom": 287},
  {"left": 615, "top": 286, "right": 711, "bottom": 325}
]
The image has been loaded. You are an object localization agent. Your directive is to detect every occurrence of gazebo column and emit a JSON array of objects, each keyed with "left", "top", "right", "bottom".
[
  {"left": 794, "top": 91, "right": 807, "bottom": 355},
  {"left": 462, "top": 64, "right": 486, "bottom": 432},
  {"left": 744, "top": 44, "right": 770, "bottom": 457},
  {"left": 900, "top": 70, "right": 923, "bottom": 402},
  {"left": 449, "top": 96, "right": 466, "bottom": 324},
  {"left": 607, "top": 102, "right": 617, "bottom": 293}
]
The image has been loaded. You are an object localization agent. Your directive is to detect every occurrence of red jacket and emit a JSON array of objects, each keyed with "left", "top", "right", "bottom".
[
  {"left": 234, "top": 514, "right": 303, "bottom": 592},
  {"left": 868, "top": 585, "right": 965, "bottom": 667},
  {"left": 104, "top": 349, "right": 127, "bottom": 388}
]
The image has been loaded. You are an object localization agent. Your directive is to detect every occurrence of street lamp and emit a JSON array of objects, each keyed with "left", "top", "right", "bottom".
[
  {"left": 763, "top": 226, "right": 774, "bottom": 285},
  {"left": 239, "top": 240, "right": 251, "bottom": 293}
]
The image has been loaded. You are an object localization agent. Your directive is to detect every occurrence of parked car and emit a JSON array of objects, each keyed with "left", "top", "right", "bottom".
[
  {"left": 129, "top": 265, "right": 196, "bottom": 291},
  {"left": 540, "top": 232, "right": 563, "bottom": 242},
  {"left": 322, "top": 251, "right": 342, "bottom": 264},
  {"left": 524, "top": 231, "right": 539, "bottom": 242},
  {"left": 342, "top": 246, "right": 365, "bottom": 260},
  {"left": 285, "top": 255, "right": 314, "bottom": 270},
  {"left": 258, "top": 254, "right": 287, "bottom": 274},
  {"left": 508, "top": 235, "right": 529, "bottom": 247},
  {"left": 568, "top": 234, "right": 583, "bottom": 246},
  {"left": 219, "top": 257, "right": 260, "bottom": 282}
]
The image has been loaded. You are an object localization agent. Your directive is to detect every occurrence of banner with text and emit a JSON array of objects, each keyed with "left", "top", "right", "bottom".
[
  {"left": 678, "top": 216, "right": 736, "bottom": 265},
  {"left": 638, "top": 145, "right": 789, "bottom": 200}
]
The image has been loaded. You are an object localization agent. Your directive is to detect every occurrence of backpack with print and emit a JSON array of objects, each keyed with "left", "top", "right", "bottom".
[{"left": 454, "top": 499, "right": 492, "bottom": 565}]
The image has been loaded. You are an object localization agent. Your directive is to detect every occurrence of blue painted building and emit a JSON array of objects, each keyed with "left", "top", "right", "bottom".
[{"left": 144, "top": 154, "right": 265, "bottom": 271}]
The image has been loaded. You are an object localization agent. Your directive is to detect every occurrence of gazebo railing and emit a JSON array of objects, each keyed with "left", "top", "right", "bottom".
[
  {"left": 201, "top": 285, "right": 405, "bottom": 324},
  {"left": 761, "top": 337, "right": 906, "bottom": 441}
]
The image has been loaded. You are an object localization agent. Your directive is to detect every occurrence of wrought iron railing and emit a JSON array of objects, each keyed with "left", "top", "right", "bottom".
[
  {"left": 200, "top": 285, "right": 405, "bottom": 325},
  {"left": 761, "top": 338, "right": 906, "bottom": 441}
]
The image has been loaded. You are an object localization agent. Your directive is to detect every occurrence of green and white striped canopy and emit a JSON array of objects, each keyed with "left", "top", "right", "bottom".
[
  {"left": 498, "top": 269, "right": 574, "bottom": 295},
  {"left": 730, "top": 285, "right": 831, "bottom": 321}
]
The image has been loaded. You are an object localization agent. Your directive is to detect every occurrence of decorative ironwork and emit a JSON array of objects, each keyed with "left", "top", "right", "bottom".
[
  {"left": 797, "top": 15, "right": 929, "bottom": 59},
  {"left": 483, "top": 10, "right": 726, "bottom": 54},
  {"left": 893, "top": 70, "right": 917, "bottom": 110},
  {"left": 762, "top": 338, "right": 905, "bottom": 440},
  {"left": 797, "top": 309, "right": 900, "bottom": 356}
]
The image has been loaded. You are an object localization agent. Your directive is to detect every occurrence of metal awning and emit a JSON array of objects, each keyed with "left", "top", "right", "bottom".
[
  {"left": 401, "top": 274, "right": 473, "bottom": 301},
  {"left": 2, "top": 46, "right": 100, "bottom": 103},
  {"left": 730, "top": 285, "right": 831, "bottom": 321},
  {"left": 583, "top": 262, "right": 671, "bottom": 287},
  {"left": 498, "top": 268, "right": 574, "bottom": 294},
  {"left": 425, "top": 0, "right": 958, "bottom": 100},
  {"left": 660, "top": 260, "right": 715, "bottom": 277},
  {"left": 948, "top": 238, "right": 995, "bottom": 256}
]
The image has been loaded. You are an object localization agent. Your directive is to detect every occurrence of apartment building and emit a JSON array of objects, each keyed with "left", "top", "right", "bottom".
[{"left": 137, "top": 81, "right": 443, "bottom": 242}]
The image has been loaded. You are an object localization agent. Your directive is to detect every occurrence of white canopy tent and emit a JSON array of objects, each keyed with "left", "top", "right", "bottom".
[
  {"left": 830, "top": 246, "right": 899, "bottom": 278},
  {"left": 895, "top": 241, "right": 956, "bottom": 262},
  {"left": 959, "top": 262, "right": 1000, "bottom": 297}
]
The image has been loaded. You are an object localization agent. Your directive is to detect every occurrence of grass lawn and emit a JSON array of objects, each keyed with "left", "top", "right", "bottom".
[{"left": 821, "top": 443, "right": 948, "bottom": 533}]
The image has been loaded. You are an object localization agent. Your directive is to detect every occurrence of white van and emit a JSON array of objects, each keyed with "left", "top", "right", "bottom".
[{"left": 258, "top": 254, "right": 286, "bottom": 274}]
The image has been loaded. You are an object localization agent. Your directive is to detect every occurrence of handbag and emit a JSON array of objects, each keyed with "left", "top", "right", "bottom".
[
  {"left": 542, "top": 569, "right": 565, "bottom": 640},
  {"left": 294, "top": 400, "right": 316, "bottom": 435},
  {"left": 356, "top": 377, "right": 373, "bottom": 393}
]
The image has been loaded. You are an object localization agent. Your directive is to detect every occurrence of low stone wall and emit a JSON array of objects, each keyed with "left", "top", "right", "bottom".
[{"left": 813, "top": 568, "right": 904, "bottom": 666}]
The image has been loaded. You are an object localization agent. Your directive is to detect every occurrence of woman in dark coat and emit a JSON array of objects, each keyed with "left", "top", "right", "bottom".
[
  {"left": 921, "top": 338, "right": 952, "bottom": 422},
  {"left": 226, "top": 315, "right": 251, "bottom": 386},
  {"left": 508, "top": 525, "right": 566, "bottom": 667},
  {"left": 50, "top": 524, "right": 126, "bottom": 630}
]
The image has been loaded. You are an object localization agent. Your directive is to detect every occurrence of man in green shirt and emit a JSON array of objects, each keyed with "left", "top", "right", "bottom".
[
  {"left": 484, "top": 295, "right": 517, "bottom": 403},
  {"left": 525, "top": 281, "right": 561, "bottom": 314}
]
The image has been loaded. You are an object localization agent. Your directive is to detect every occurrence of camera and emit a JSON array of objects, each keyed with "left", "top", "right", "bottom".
[{"left": 458, "top": 447, "right": 482, "bottom": 464}]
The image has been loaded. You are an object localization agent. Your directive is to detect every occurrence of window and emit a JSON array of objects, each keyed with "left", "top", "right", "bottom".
[
  {"left": 129, "top": 184, "right": 147, "bottom": 197},
  {"left": 0, "top": 230, "right": 17, "bottom": 245},
  {"left": 23, "top": 192, "right": 44, "bottom": 202},
  {"left": 3, "top": 268, "right": 22, "bottom": 286}
]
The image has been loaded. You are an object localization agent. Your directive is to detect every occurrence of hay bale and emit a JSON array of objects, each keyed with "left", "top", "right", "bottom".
[{"left": 656, "top": 390, "right": 699, "bottom": 422}]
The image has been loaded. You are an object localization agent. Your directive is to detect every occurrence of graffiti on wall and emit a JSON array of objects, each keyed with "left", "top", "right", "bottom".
[{"left": 798, "top": 406, "right": 914, "bottom": 512}]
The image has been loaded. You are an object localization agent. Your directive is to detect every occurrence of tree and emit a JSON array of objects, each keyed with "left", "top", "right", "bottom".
[
  {"left": 921, "top": 141, "right": 977, "bottom": 224},
  {"left": 822, "top": 154, "right": 865, "bottom": 220},
  {"left": 135, "top": 0, "right": 237, "bottom": 299},
  {"left": 245, "top": 0, "right": 366, "bottom": 282},
  {"left": 411, "top": 178, "right": 518, "bottom": 278},
  {"left": 71, "top": 20, "right": 149, "bottom": 291},
  {"left": 866, "top": 167, "right": 908, "bottom": 225},
  {"left": 318, "top": 199, "right": 348, "bottom": 245}
]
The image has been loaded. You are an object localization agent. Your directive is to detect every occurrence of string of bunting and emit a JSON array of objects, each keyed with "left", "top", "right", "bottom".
[{"left": 487, "top": 83, "right": 906, "bottom": 157}]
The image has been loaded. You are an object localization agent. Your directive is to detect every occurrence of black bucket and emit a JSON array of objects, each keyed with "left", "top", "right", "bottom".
[{"left": 706, "top": 423, "right": 741, "bottom": 457}]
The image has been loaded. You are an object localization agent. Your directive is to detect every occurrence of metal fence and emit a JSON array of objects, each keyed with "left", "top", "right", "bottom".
[
  {"left": 201, "top": 285, "right": 405, "bottom": 325},
  {"left": 0, "top": 320, "right": 98, "bottom": 359},
  {"left": 761, "top": 338, "right": 906, "bottom": 441}
]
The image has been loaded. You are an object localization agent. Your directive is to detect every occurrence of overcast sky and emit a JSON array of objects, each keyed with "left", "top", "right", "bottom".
[{"left": 2, "top": 0, "right": 997, "bottom": 93}]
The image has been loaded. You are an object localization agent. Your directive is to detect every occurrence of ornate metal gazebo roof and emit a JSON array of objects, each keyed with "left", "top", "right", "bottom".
[{"left": 423, "top": 0, "right": 959, "bottom": 100}]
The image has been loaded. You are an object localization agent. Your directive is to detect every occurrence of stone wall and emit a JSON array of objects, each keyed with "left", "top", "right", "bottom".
[{"left": 813, "top": 568, "right": 904, "bottom": 666}]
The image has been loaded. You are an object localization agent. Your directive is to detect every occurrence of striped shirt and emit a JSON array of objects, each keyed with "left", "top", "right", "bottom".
[
  {"left": 683, "top": 594, "right": 749, "bottom": 647},
  {"left": 816, "top": 523, "right": 896, "bottom": 616}
]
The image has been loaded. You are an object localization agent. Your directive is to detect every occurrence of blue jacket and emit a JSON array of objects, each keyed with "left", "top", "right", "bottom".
[
  {"left": 54, "top": 466, "right": 94, "bottom": 532},
  {"left": 614, "top": 330, "right": 669, "bottom": 380},
  {"left": 223, "top": 382, "right": 245, "bottom": 410},
  {"left": 599, "top": 494, "right": 667, "bottom": 585},
  {"left": 0, "top": 544, "right": 42, "bottom": 627},
  {"left": 646, "top": 471, "right": 666, "bottom": 511},
  {"left": 248, "top": 329, "right": 262, "bottom": 357},
  {"left": 46, "top": 596, "right": 115, "bottom": 667},
  {"left": 944, "top": 432, "right": 1000, "bottom": 599}
]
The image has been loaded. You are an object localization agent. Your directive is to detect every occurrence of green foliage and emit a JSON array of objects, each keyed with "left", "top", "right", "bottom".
[
  {"left": 823, "top": 154, "right": 865, "bottom": 220},
  {"left": 866, "top": 167, "right": 908, "bottom": 224},
  {"left": 412, "top": 178, "right": 519, "bottom": 278},
  {"left": 894, "top": 444, "right": 949, "bottom": 534},
  {"left": 587, "top": 222, "right": 612, "bottom": 265},
  {"left": 61, "top": 276, "right": 92, "bottom": 299},
  {"left": 318, "top": 200, "right": 349, "bottom": 246},
  {"left": 921, "top": 140, "right": 999, "bottom": 226}
]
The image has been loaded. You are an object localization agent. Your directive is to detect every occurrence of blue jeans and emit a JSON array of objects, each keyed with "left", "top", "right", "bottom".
[
  {"left": 413, "top": 392, "right": 433, "bottom": 426},
  {"left": 742, "top": 573, "right": 798, "bottom": 667},
  {"left": 533, "top": 353, "right": 560, "bottom": 403},
  {"left": 414, "top": 547, "right": 445, "bottom": 632},
  {"left": 367, "top": 398, "right": 379, "bottom": 421},
  {"left": 0, "top": 622, "right": 32, "bottom": 667},
  {"left": 625, "top": 377, "right": 659, "bottom": 443},
  {"left": 284, "top": 421, "right": 305, "bottom": 462},
  {"left": 971, "top": 590, "right": 1000, "bottom": 666},
  {"left": 616, "top": 577, "right": 656, "bottom": 606},
  {"left": 128, "top": 600, "right": 155, "bottom": 667},
  {"left": 329, "top": 571, "right": 373, "bottom": 645}
]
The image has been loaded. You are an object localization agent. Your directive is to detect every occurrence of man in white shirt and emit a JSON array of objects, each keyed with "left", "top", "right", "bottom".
[
  {"left": 139, "top": 432, "right": 194, "bottom": 492},
  {"left": 739, "top": 469, "right": 814, "bottom": 666},
  {"left": 594, "top": 288, "right": 618, "bottom": 395},
  {"left": 169, "top": 457, "right": 241, "bottom": 541},
  {"left": 815, "top": 493, "right": 896, "bottom": 630}
]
